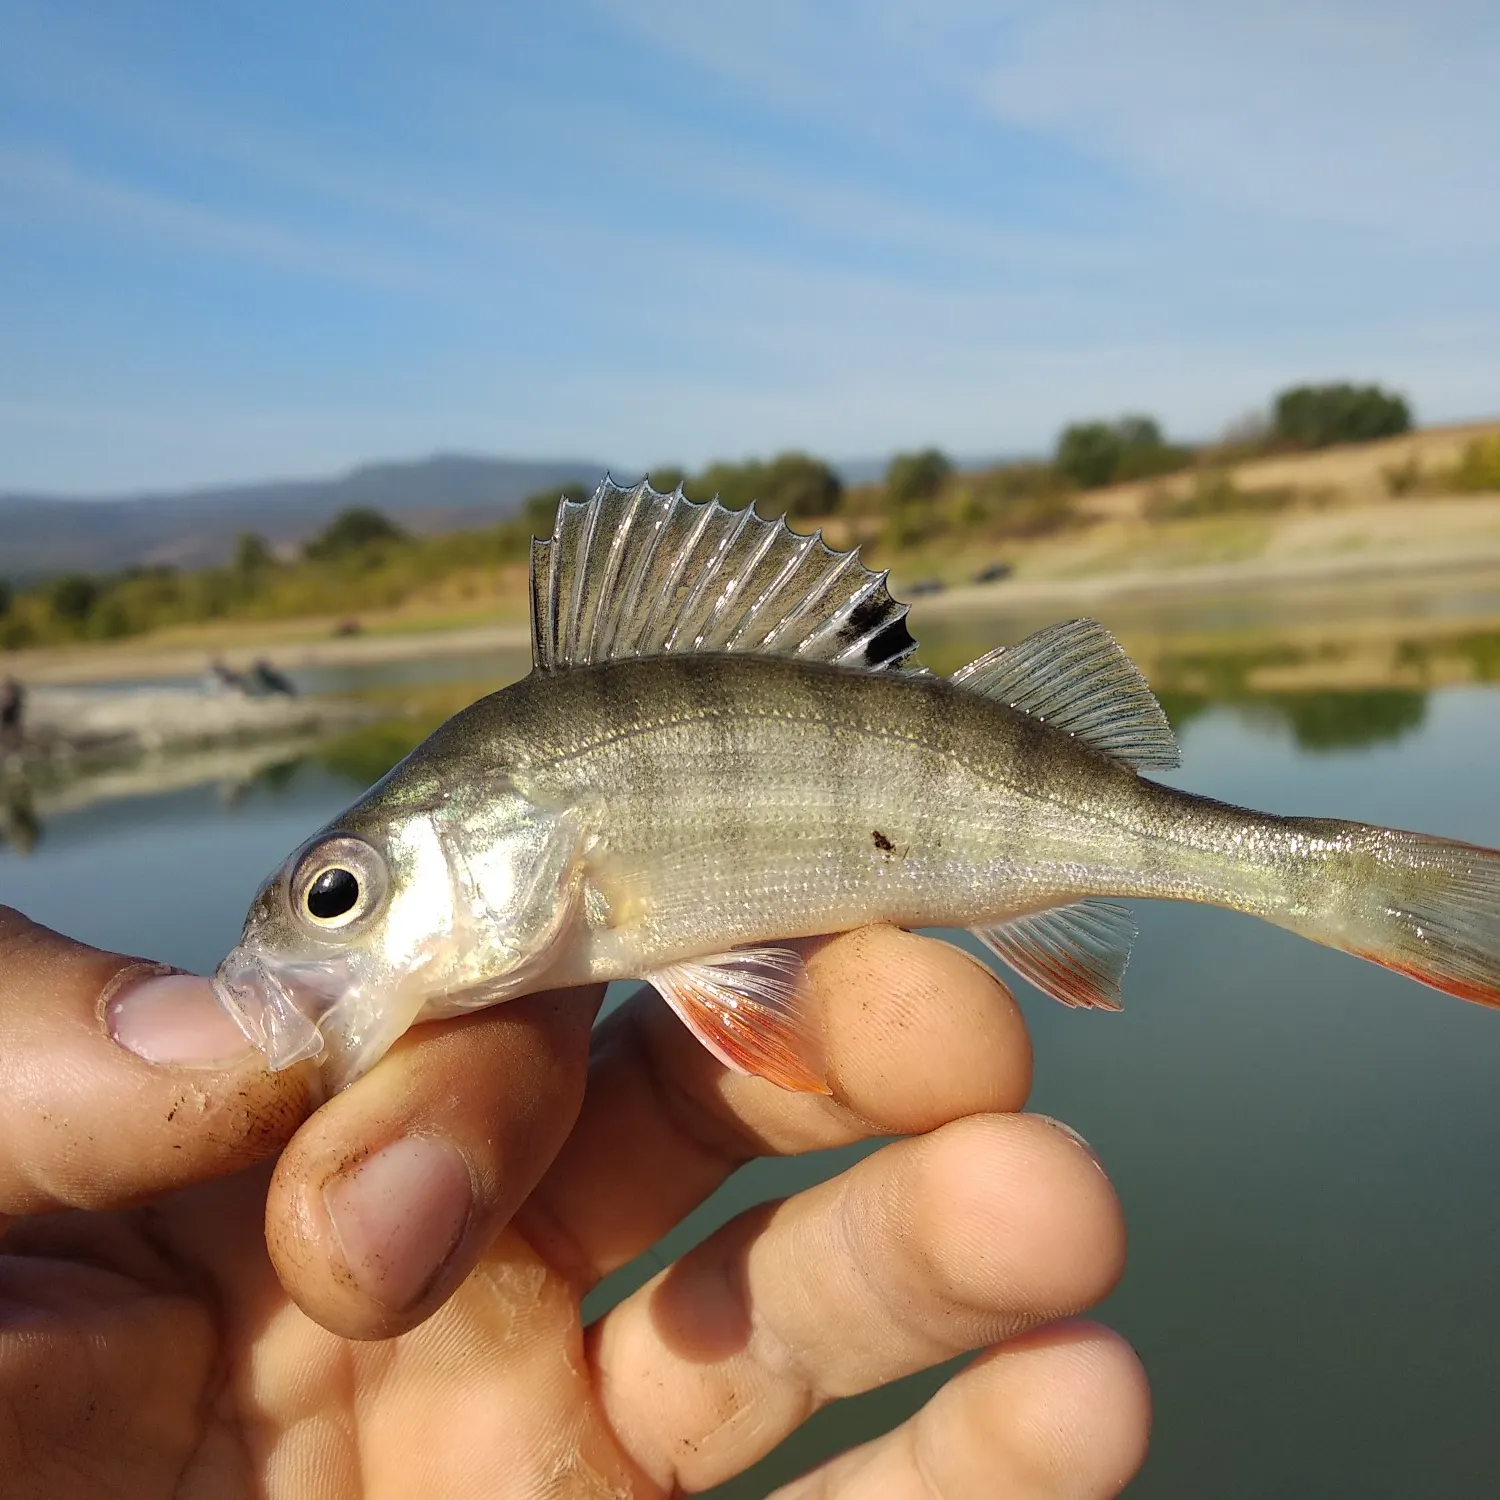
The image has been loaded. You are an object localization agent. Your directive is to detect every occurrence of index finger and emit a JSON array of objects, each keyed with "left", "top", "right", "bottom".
[
  {"left": 0, "top": 907, "right": 310, "bottom": 1220},
  {"left": 518, "top": 925, "right": 1034, "bottom": 1289}
]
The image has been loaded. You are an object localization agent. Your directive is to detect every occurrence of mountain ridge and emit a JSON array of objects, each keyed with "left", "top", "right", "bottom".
[{"left": 0, "top": 453, "right": 607, "bottom": 580}]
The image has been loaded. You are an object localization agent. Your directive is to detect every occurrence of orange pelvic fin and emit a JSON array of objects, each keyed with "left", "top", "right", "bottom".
[{"left": 646, "top": 947, "right": 831, "bottom": 1094}]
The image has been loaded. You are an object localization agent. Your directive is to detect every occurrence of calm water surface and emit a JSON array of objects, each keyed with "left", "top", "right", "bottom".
[{"left": 3, "top": 649, "right": 1499, "bottom": 1496}]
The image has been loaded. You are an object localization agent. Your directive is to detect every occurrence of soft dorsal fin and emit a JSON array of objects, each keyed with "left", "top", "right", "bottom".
[
  {"left": 529, "top": 477, "right": 918, "bottom": 673},
  {"left": 952, "top": 619, "right": 1180, "bottom": 771}
]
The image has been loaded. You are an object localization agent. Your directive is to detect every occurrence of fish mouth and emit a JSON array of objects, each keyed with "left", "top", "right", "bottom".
[{"left": 212, "top": 946, "right": 344, "bottom": 1071}]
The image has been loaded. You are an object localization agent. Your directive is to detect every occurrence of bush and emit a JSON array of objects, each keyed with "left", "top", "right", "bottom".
[
  {"left": 960, "top": 464, "right": 1078, "bottom": 538},
  {"left": 763, "top": 451, "right": 843, "bottom": 519},
  {"left": 1054, "top": 422, "right": 1119, "bottom": 488},
  {"left": 1055, "top": 415, "right": 1189, "bottom": 489},
  {"left": 1382, "top": 455, "right": 1423, "bottom": 496},
  {"left": 686, "top": 461, "right": 762, "bottom": 512},
  {"left": 233, "top": 532, "right": 274, "bottom": 574},
  {"left": 48, "top": 574, "right": 102, "bottom": 624},
  {"left": 303, "top": 508, "right": 408, "bottom": 562},
  {"left": 645, "top": 467, "right": 685, "bottom": 494},
  {"left": 1145, "top": 470, "right": 1294, "bottom": 520},
  {"left": 1271, "top": 383, "right": 1411, "bottom": 450},
  {"left": 1447, "top": 433, "right": 1500, "bottom": 493},
  {"left": 0, "top": 616, "right": 34, "bottom": 650},
  {"left": 520, "top": 483, "right": 589, "bottom": 536},
  {"left": 686, "top": 452, "right": 842, "bottom": 520},
  {"left": 885, "top": 449, "right": 953, "bottom": 508}
]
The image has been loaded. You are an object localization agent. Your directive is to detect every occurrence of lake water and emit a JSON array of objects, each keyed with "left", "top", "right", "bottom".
[{"left": 3, "top": 616, "right": 1500, "bottom": 1496}]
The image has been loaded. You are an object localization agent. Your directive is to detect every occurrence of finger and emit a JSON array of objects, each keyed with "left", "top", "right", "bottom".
[
  {"left": 0, "top": 1255, "right": 218, "bottom": 1500},
  {"left": 519, "top": 926, "right": 1031, "bottom": 1288},
  {"left": 775, "top": 1323, "right": 1150, "bottom": 1500},
  {"left": 591, "top": 1112, "right": 1126, "bottom": 1493},
  {"left": 0, "top": 907, "right": 310, "bottom": 1220},
  {"left": 263, "top": 984, "right": 601, "bottom": 1340}
]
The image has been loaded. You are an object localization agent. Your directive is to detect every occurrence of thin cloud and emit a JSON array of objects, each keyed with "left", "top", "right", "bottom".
[
  {"left": 0, "top": 145, "right": 448, "bottom": 293},
  {"left": 983, "top": 0, "right": 1500, "bottom": 242},
  {"left": 1, "top": 1, "right": 1495, "bottom": 490}
]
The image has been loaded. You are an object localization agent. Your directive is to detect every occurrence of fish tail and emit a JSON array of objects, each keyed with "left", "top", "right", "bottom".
[{"left": 1310, "top": 828, "right": 1500, "bottom": 1009}]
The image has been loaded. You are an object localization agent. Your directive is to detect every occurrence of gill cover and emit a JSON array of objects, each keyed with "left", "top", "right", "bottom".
[{"left": 213, "top": 798, "right": 586, "bottom": 1091}]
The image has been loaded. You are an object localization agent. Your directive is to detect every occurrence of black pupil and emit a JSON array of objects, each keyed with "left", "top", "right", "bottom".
[{"left": 307, "top": 867, "right": 360, "bottom": 920}]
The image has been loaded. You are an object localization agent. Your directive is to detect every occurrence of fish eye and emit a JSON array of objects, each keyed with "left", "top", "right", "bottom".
[
  {"left": 292, "top": 836, "right": 387, "bottom": 933},
  {"left": 307, "top": 867, "right": 360, "bottom": 921}
]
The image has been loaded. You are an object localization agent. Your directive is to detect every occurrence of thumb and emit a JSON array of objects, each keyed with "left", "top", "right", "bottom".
[{"left": 0, "top": 906, "right": 310, "bottom": 1220}]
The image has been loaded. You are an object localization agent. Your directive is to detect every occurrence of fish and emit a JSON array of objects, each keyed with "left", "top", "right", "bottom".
[{"left": 212, "top": 478, "right": 1500, "bottom": 1094}]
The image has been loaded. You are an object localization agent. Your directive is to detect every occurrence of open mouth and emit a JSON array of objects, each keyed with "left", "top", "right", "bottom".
[{"left": 212, "top": 946, "right": 348, "bottom": 1071}]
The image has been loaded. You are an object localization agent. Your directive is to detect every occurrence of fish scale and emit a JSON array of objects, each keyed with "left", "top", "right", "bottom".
[{"left": 212, "top": 479, "right": 1500, "bottom": 1094}]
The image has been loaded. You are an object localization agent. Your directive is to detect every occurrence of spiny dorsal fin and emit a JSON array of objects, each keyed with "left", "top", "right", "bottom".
[
  {"left": 973, "top": 899, "right": 1137, "bottom": 1011},
  {"left": 952, "top": 619, "right": 1180, "bottom": 771},
  {"left": 529, "top": 477, "right": 918, "bottom": 673}
]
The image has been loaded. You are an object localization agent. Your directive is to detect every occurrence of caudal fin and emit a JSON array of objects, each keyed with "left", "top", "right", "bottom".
[{"left": 1336, "top": 831, "right": 1500, "bottom": 1009}]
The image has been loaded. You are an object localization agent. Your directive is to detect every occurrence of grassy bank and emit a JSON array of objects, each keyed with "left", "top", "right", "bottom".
[{"left": 4, "top": 418, "right": 1499, "bottom": 682}]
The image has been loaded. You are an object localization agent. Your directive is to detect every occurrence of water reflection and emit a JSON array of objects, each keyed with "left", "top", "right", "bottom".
[
  {"left": 4, "top": 603, "right": 1500, "bottom": 1496},
  {"left": 10, "top": 600, "right": 1500, "bottom": 850},
  {"left": 1159, "top": 687, "right": 1427, "bottom": 751},
  {"left": 0, "top": 677, "right": 1445, "bottom": 854},
  {"left": 0, "top": 782, "right": 39, "bottom": 854}
]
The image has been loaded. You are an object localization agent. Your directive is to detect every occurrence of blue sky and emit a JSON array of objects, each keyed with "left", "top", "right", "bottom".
[{"left": 2, "top": 0, "right": 1497, "bottom": 494}]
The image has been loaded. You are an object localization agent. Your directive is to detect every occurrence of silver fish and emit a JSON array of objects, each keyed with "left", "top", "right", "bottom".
[{"left": 213, "top": 479, "right": 1500, "bottom": 1093}]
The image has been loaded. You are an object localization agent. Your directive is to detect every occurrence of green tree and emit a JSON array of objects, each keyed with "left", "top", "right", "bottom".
[
  {"left": 1054, "top": 422, "right": 1121, "bottom": 488},
  {"left": 687, "top": 460, "right": 767, "bottom": 512},
  {"left": 233, "top": 532, "right": 274, "bottom": 574},
  {"left": 1111, "top": 416, "right": 1185, "bottom": 480},
  {"left": 763, "top": 452, "right": 842, "bottom": 519},
  {"left": 678, "top": 453, "right": 841, "bottom": 518},
  {"left": 520, "top": 482, "right": 589, "bottom": 536},
  {"left": 48, "top": 574, "right": 102, "bottom": 624},
  {"left": 1271, "top": 383, "right": 1412, "bottom": 450},
  {"left": 0, "top": 580, "right": 10, "bottom": 617},
  {"left": 885, "top": 449, "right": 953, "bottom": 509},
  {"left": 303, "top": 508, "right": 408, "bottom": 562},
  {"left": 1055, "top": 415, "right": 1185, "bottom": 488},
  {"left": 645, "top": 467, "right": 686, "bottom": 494}
]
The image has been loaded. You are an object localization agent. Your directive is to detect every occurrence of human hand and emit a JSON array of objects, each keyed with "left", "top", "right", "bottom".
[{"left": 0, "top": 908, "right": 1148, "bottom": 1497}]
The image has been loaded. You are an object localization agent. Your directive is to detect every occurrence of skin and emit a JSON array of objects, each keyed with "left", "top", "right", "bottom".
[{"left": 0, "top": 906, "right": 1149, "bottom": 1498}]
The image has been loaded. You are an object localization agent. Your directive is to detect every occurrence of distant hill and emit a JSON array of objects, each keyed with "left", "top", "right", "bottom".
[{"left": 0, "top": 454, "right": 606, "bottom": 581}]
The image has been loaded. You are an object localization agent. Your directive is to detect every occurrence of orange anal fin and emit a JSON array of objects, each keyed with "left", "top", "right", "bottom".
[
  {"left": 972, "top": 900, "right": 1136, "bottom": 1012},
  {"left": 1354, "top": 953, "right": 1500, "bottom": 1011},
  {"left": 645, "top": 947, "right": 830, "bottom": 1094}
]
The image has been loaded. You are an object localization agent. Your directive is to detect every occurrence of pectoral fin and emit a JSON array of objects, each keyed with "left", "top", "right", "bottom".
[{"left": 645, "top": 946, "right": 830, "bottom": 1093}]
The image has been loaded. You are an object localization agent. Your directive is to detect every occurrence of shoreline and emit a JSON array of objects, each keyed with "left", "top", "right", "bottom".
[
  {"left": 918, "top": 534, "right": 1500, "bottom": 616},
  {"left": 7, "top": 538, "right": 1500, "bottom": 688}
]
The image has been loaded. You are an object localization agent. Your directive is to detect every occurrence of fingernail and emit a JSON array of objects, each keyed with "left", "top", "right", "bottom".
[
  {"left": 1032, "top": 1114, "right": 1094, "bottom": 1152},
  {"left": 107, "top": 972, "right": 255, "bottom": 1067},
  {"left": 324, "top": 1137, "right": 473, "bottom": 1312}
]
